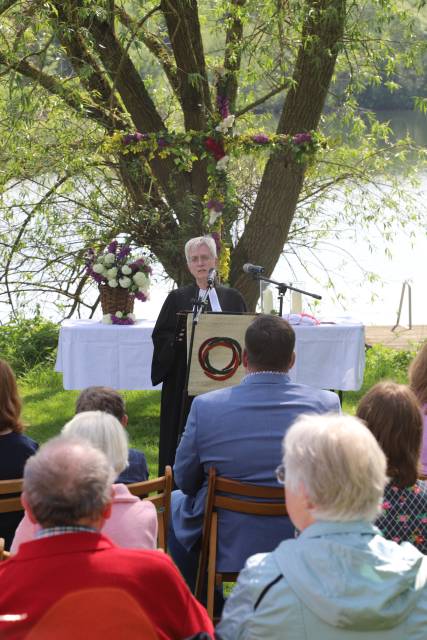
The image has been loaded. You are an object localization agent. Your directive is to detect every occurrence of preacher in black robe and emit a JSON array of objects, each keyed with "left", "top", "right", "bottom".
[{"left": 151, "top": 283, "right": 247, "bottom": 474}]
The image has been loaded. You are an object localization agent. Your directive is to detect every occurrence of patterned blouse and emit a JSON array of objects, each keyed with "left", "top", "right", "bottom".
[{"left": 375, "top": 480, "right": 427, "bottom": 553}]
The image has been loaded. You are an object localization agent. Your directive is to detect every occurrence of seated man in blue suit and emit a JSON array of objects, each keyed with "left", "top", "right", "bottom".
[{"left": 169, "top": 314, "right": 341, "bottom": 591}]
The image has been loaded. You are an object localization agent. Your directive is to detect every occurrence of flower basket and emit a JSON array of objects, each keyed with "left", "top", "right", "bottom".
[{"left": 99, "top": 285, "right": 135, "bottom": 316}]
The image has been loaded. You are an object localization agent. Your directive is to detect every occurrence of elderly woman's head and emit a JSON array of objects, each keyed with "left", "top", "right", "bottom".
[
  {"left": 184, "top": 236, "right": 217, "bottom": 289},
  {"left": 62, "top": 411, "right": 128, "bottom": 475},
  {"left": 282, "top": 414, "right": 387, "bottom": 529},
  {"left": 356, "top": 381, "right": 422, "bottom": 488}
]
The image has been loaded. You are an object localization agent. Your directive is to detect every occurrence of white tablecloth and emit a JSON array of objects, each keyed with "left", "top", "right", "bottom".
[{"left": 55, "top": 319, "right": 365, "bottom": 391}]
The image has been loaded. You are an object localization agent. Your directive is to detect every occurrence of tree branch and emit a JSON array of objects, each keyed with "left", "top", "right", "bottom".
[
  {"left": 160, "top": 0, "right": 211, "bottom": 129},
  {"left": 0, "top": 49, "right": 125, "bottom": 131},
  {"left": 116, "top": 6, "right": 180, "bottom": 99},
  {"left": 221, "top": 0, "right": 246, "bottom": 114},
  {"left": 235, "top": 80, "right": 291, "bottom": 117}
]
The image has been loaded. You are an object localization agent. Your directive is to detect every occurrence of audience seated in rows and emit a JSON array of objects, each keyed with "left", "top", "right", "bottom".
[
  {"left": 75, "top": 385, "right": 149, "bottom": 484},
  {"left": 170, "top": 315, "right": 340, "bottom": 594},
  {"left": 0, "top": 359, "right": 38, "bottom": 550},
  {"left": 217, "top": 414, "right": 427, "bottom": 640},
  {"left": 0, "top": 436, "right": 213, "bottom": 640},
  {"left": 356, "top": 381, "right": 427, "bottom": 552},
  {"left": 11, "top": 411, "right": 157, "bottom": 552},
  {"left": 409, "top": 342, "right": 427, "bottom": 475}
]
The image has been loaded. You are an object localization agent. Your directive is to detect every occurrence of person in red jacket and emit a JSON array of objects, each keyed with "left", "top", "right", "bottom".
[{"left": 0, "top": 435, "right": 213, "bottom": 640}]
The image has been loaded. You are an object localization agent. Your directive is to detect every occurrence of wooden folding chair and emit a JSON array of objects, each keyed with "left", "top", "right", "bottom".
[
  {"left": 0, "top": 478, "right": 24, "bottom": 515},
  {"left": 0, "top": 478, "right": 23, "bottom": 556},
  {"left": 195, "top": 467, "right": 287, "bottom": 621},
  {"left": 127, "top": 465, "right": 173, "bottom": 551}
]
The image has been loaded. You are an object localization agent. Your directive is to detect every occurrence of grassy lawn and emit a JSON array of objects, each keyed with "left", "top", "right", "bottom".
[{"left": 17, "top": 343, "right": 415, "bottom": 478}]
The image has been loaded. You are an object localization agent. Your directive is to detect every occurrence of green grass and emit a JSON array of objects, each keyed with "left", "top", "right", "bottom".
[
  {"left": 19, "top": 366, "right": 162, "bottom": 477},
  {"left": 17, "top": 343, "right": 417, "bottom": 478}
]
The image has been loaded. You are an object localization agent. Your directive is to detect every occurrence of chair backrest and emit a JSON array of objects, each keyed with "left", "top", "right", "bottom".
[
  {"left": 0, "top": 478, "right": 24, "bottom": 514},
  {"left": 126, "top": 465, "right": 173, "bottom": 550},
  {"left": 25, "top": 587, "right": 159, "bottom": 640},
  {"left": 195, "top": 466, "right": 287, "bottom": 605}
]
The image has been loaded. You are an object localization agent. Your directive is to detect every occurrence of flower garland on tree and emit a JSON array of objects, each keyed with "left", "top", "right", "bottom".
[{"left": 104, "top": 74, "right": 326, "bottom": 282}]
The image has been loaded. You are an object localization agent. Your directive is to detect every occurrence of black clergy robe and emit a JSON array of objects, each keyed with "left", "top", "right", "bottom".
[{"left": 151, "top": 284, "right": 247, "bottom": 474}]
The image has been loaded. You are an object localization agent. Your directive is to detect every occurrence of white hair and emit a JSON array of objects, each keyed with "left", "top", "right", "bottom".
[
  {"left": 62, "top": 411, "right": 129, "bottom": 474},
  {"left": 283, "top": 414, "right": 387, "bottom": 522},
  {"left": 24, "top": 436, "right": 114, "bottom": 527},
  {"left": 184, "top": 236, "right": 217, "bottom": 262}
]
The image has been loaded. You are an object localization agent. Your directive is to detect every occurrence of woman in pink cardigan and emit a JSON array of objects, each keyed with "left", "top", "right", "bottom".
[
  {"left": 409, "top": 343, "right": 427, "bottom": 476},
  {"left": 11, "top": 411, "right": 157, "bottom": 552}
]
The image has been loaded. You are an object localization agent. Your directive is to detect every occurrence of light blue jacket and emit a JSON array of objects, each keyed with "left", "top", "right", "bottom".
[
  {"left": 216, "top": 521, "right": 427, "bottom": 639},
  {"left": 172, "top": 373, "right": 340, "bottom": 571}
]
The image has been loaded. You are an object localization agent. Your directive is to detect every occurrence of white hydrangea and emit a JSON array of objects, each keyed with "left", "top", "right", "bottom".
[
  {"left": 108, "top": 279, "right": 118, "bottom": 288},
  {"left": 215, "top": 115, "right": 235, "bottom": 134},
  {"left": 121, "top": 265, "right": 132, "bottom": 275},
  {"left": 106, "top": 267, "right": 118, "bottom": 279},
  {"left": 216, "top": 155, "right": 229, "bottom": 171},
  {"left": 104, "top": 252, "right": 116, "bottom": 265},
  {"left": 209, "top": 209, "right": 222, "bottom": 226},
  {"left": 115, "top": 311, "right": 123, "bottom": 318},
  {"left": 128, "top": 313, "right": 136, "bottom": 321},
  {"left": 92, "top": 263, "right": 105, "bottom": 274},
  {"left": 119, "top": 276, "right": 132, "bottom": 288},
  {"left": 102, "top": 314, "right": 112, "bottom": 324},
  {"left": 133, "top": 271, "right": 148, "bottom": 287}
]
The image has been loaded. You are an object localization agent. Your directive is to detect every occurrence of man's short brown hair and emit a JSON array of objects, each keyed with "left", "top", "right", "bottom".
[
  {"left": 76, "top": 386, "right": 126, "bottom": 421},
  {"left": 245, "top": 315, "right": 295, "bottom": 371}
]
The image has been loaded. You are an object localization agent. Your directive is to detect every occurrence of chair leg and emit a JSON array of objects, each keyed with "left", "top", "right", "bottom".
[{"left": 207, "top": 512, "right": 218, "bottom": 621}]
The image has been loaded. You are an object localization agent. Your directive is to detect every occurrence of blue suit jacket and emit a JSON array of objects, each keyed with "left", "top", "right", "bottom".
[{"left": 172, "top": 373, "right": 341, "bottom": 571}]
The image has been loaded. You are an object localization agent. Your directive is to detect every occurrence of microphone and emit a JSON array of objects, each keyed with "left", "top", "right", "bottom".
[
  {"left": 243, "top": 263, "right": 265, "bottom": 275},
  {"left": 207, "top": 268, "right": 217, "bottom": 285}
]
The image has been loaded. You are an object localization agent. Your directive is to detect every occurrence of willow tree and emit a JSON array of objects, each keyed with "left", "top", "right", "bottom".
[{"left": 0, "top": 0, "right": 419, "bottom": 313}]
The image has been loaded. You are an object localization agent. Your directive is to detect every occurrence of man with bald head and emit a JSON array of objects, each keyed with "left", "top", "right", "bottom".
[{"left": 0, "top": 436, "right": 212, "bottom": 639}]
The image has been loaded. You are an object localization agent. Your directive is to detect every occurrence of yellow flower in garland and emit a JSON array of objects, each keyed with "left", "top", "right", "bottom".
[{"left": 218, "top": 244, "right": 230, "bottom": 283}]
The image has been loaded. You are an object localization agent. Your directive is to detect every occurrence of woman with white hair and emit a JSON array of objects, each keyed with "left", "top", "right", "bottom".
[
  {"left": 216, "top": 414, "right": 427, "bottom": 640},
  {"left": 11, "top": 411, "right": 158, "bottom": 552},
  {"left": 151, "top": 235, "right": 246, "bottom": 473}
]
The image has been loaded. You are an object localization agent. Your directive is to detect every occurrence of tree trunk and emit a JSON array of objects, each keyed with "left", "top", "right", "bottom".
[{"left": 231, "top": 0, "right": 346, "bottom": 310}]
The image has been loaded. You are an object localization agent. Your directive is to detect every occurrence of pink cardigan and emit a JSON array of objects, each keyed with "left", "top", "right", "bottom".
[{"left": 11, "top": 483, "right": 158, "bottom": 553}]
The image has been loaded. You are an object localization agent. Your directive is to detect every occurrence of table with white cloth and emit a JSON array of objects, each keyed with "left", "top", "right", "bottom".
[{"left": 55, "top": 318, "right": 365, "bottom": 391}]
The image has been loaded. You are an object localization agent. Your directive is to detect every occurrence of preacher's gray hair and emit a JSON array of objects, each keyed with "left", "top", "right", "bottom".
[
  {"left": 23, "top": 435, "right": 114, "bottom": 528},
  {"left": 283, "top": 414, "right": 387, "bottom": 522},
  {"left": 184, "top": 236, "right": 217, "bottom": 262}
]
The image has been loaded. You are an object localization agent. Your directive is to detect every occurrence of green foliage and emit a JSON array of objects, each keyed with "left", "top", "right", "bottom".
[
  {"left": 342, "top": 344, "right": 417, "bottom": 413},
  {"left": 0, "top": 315, "right": 59, "bottom": 376}
]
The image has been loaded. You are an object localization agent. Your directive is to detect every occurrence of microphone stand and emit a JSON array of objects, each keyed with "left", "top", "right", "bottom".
[
  {"left": 253, "top": 274, "right": 321, "bottom": 316},
  {"left": 176, "top": 280, "right": 213, "bottom": 446}
]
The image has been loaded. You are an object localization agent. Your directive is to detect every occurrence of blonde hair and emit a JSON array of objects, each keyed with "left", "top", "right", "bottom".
[
  {"left": 283, "top": 414, "right": 387, "bottom": 522},
  {"left": 62, "top": 411, "right": 128, "bottom": 474},
  {"left": 409, "top": 342, "right": 427, "bottom": 406},
  {"left": 184, "top": 236, "right": 217, "bottom": 262}
]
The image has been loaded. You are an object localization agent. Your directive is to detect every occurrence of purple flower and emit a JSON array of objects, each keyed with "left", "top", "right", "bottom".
[
  {"left": 135, "top": 291, "right": 148, "bottom": 302},
  {"left": 216, "top": 95, "right": 230, "bottom": 119},
  {"left": 123, "top": 132, "right": 147, "bottom": 144},
  {"left": 206, "top": 199, "right": 224, "bottom": 212},
  {"left": 252, "top": 133, "right": 269, "bottom": 144},
  {"left": 107, "top": 240, "right": 118, "bottom": 254},
  {"left": 157, "top": 137, "right": 168, "bottom": 149},
  {"left": 293, "top": 132, "right": 312, "bottom": 145},
  {"left": 86, "top": 266, "right": 105, "bottom": 283},
  {"left": 123, "top": 134, "right": 134, "bottom": 145},
  {"left": 117, "top": 245, "right": 131, "bottom": 260},
  {"left": 210, "top": 231, "right": 221, "bottom": 255},
  {"left": 134, "top": 132, "right": 145, "bottom": 142},
  {"left": 111, "top": 314, "right": 135, "bottom": 325}
]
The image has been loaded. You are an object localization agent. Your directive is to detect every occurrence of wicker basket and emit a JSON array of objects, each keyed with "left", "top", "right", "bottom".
[{"left": 99, "top": 284, "right": 135, "bottom": 315}]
